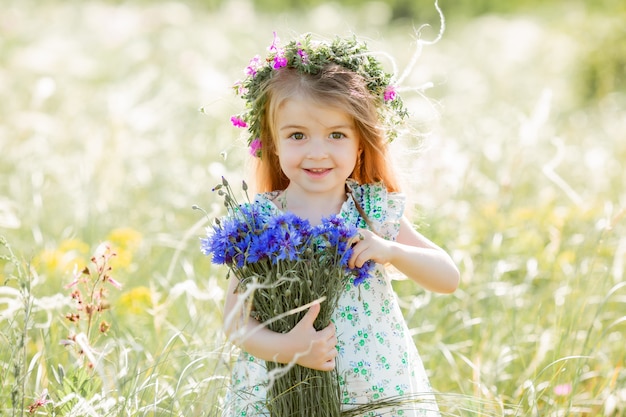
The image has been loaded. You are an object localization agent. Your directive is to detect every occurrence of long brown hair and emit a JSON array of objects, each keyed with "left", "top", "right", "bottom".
[{"left": 252, "top": 64, "right": 400, "bottom": 194}]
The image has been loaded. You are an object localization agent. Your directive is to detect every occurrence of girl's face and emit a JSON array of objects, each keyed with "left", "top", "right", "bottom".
[{"left": 274, "top": 94, "right": 359, "bottom": 199}]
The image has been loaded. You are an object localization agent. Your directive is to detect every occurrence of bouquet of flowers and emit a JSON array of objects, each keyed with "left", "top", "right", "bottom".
[{"left": 200, "top": 178, "right": 372, "bottom": 416}]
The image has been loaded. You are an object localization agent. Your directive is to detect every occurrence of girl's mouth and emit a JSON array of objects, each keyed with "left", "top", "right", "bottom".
[{"left": 304, "top": 168, "right": 331, "bottom": 176}]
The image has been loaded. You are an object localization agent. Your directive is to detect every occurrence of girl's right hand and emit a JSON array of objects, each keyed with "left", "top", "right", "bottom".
[{"left": 287, "top": 302, "right": 338, "bottom": 371}]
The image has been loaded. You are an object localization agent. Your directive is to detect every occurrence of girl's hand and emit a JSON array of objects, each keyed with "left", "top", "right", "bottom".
[
  {"left": 286, "top": 302, "right": 338, "bottom": 371},
  {"left": 348, "top": 228, "right": 392, "bottom": 269},
  {"left": 224, "top": 277, "right": 340, "bottom": 369},
  {"left": 349, "top": 218, "right": 460, "bottom": 293}
]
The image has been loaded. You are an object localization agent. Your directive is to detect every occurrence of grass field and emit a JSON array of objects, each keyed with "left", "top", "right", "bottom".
[{"left": 1, "top": 1, "right": 625, "bottom": 415}]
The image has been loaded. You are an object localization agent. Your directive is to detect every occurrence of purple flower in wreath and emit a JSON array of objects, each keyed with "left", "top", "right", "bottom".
[
  {"left": 249, "top": 138, "right": 262, "bottom": 157},
  {"left": 273, "top": 54, "right": 287, "bottom": 69},
  {"left": 268, "top": 31, "right": 281, "bottom": 52},
  {"left": 245, "top": 55, "right": 262, "bottom": 78},
  {"left": 268, "top": 31, "right": 288, "bottom": 69},
  {"left": 297, "top": 44, "right": 309, "bottom": 64},
  {"left": 383, "top": 85, "right": 397, "bottom": 102},
  {"left": 230, "top": 116, "right": 247, "bottom": 128}
]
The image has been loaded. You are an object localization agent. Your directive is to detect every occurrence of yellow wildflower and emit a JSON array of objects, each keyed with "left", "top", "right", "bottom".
[
  {"left": 36, "top": 238, "right": 90, "bottom": 273},
  {"left": 105, "top": 227, "right": 142, "bottom": 271},
  {"left": 119, "top": 286, "right": 152, "bottom": 315}
]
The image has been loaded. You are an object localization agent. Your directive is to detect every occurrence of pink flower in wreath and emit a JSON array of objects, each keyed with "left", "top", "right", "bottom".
[
  {"left": 383, "top": 85, "right": 397, "bottom": 102},
  {"left": 297, "top": 44, "right": 309, "bottom": 64},
  {"left": 249, "top": 138, "right": 262, "bottom": 157},
  {"left": 269, "top": 32, "right": 287, "bottom": 69},
  {"left": 273, "top": 54, "right": 287, "bottom": 69},
  {"left": 230, "top": 116, "right": 247, "bottom": 128},
  {"left": 245, "top": 55, "right": 262, "bottom": 77}
]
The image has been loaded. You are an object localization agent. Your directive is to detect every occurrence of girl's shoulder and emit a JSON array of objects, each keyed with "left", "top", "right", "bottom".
[
  {"left": 251, "top": 190, "right": 282, "bottom": 214},
  {"left": 346, "top": 179, "right": 405, "bottom": 226},
  {"left": 254, "top": 190, "right": 281, "bottom": 203}
]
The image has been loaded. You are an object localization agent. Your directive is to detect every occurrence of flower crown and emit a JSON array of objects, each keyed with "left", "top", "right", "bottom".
[{"left": 230, "top": 32, "right": 409, "bottom": 158}]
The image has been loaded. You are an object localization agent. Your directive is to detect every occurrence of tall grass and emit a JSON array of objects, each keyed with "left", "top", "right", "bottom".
[{"left": 1, "top": 1, "right": 624, "bottom": 416}]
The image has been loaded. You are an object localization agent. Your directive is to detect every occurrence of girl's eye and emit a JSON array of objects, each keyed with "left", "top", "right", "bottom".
[
  {"left": 330, "top": 132, "right": 346, "bottom": 140},
  {"left": 289, "top": 132, "right": 305, "bottom": 140}
]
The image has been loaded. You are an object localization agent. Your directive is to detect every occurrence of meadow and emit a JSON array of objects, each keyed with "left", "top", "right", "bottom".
[{"left": 1, "top": 0, "right": 625, "bottom": 415}]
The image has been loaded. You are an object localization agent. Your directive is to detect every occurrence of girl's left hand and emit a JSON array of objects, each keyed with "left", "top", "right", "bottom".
[{"left": 348, "top": 229, "right": 391, "bottom": 269}]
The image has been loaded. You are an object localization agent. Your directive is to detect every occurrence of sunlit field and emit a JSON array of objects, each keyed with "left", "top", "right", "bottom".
[{"left": 1, "top": 0, "right": 625, "bottom": 415}]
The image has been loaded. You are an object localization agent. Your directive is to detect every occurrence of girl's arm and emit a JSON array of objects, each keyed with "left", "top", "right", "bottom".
[
  {"left": 349, "top": 216, "right": 460, "bottom": 293},
  {"left": 223, "top": 277, "right": 338, "bottom": 371}
]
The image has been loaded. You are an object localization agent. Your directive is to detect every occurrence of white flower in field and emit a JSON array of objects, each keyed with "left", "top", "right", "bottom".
[
  {"left": 604, "top": 392, "right": 618, "bottom": 416},
  {"left": 0, "top": 287, "right": 22, "bottom": 323},
  {"left": 75, "top": 332, "right": 99, "bottom": 366},
  {"left": 603, "top": 387, "right": 626, "bottom": 416},
  {"left": 0, "top": 198, "right": 20, "bottom": 229},
  {"left": 169, "top": 279, "right": 224, "bottom": 302}
]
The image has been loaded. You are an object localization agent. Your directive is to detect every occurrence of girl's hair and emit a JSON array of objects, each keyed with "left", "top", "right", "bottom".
[{"left": 253, "top": 64, "right": 400, "bottom": 193}]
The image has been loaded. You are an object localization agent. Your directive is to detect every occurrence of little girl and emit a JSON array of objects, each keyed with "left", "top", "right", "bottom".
[{"left": 221, "top": 33, "right": 459, "bottom": 416}]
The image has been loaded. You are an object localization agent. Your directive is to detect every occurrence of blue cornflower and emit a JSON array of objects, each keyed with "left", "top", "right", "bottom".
[
  {"left": 201, "top": 222, "right": 238, "bottom": 265},
  {"left": 315, "top": 215, "right": 355, "bottom": 247},
  {"left": 247, "top": 229, "right": 272, "bottom": 263},
  {"left": 313, "top": 215, "right": 373, "bottom": 286},
  {"left": 311, "top": 219, "right": 334, "bottom": 249},
  {"left": 265, "top": 212, "right": 310, "bottom": 263},
  {"left": 289, "top": 214, "right": 314, "bottom": 239},
  {"left": 200, "top": 235, "right": 218, "bottom": 260},
  {"left": 235, "top": 203, "right": 268, "bottom": 230},
  {"left": 201, "top": 186, "right": 372, "bottom": 285},
  {"left": 337, "top": 245, "right": 353, "bottom": 269},
  {"left": 352, "top": 260, "right": 374, "bottom": 286},
  {"left": 203, "top": 203, "right": 267, "bottom": 267}
]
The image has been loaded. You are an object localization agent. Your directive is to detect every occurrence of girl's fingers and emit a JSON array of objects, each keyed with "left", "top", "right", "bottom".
[
  {"left": 350, "top": 229, "right": 382, "bottom": 267},
  {"left": 319, "top": 321, "right": 335, "bottom": 337},
  {"left": 302, "top": 302, "right": 321, "bottom": 327},
  {"left": 350, "top": 228, "right": 367, "bottom": 246},
  {"left": 329, "top": 346, "right": 338, "bottom": 358},
  {"left": 349, "top": 244, "right": 369, "bottom": 269},
  {"left": 350, "top": 229, "right": 389, "bottom": 267},
  {"left": 326, "top": 347, "right": 337, "bottom": 366}
]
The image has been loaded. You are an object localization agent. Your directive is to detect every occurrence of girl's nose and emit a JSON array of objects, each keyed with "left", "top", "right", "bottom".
[{"left": 306, "top": 136, "right": 329, "bottom": 159}]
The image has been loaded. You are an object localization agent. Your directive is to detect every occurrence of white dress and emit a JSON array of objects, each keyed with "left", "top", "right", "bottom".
[{"left": 223, "top": 181, "right": 440, "bottom": 416}]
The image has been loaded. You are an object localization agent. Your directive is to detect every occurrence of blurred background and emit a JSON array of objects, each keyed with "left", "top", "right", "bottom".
[
  {"left": 2, "top": 0, "right": 624, "bottom": 246},
  {"left": 1, "top": 0, "right": 625, "bottom": 415},
  {"left": 1, "top": 0, "right": 625, "bottom": 248}
]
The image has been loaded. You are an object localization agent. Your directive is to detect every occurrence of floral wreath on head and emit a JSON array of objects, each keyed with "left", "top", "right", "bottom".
[{"left": 230, "top": 32, "right": 410, "bottom": 158}]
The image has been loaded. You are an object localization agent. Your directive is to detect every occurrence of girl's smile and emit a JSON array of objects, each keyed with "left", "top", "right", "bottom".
[{"left": 304, "top": 168, "right": 331, "bottom": 177}]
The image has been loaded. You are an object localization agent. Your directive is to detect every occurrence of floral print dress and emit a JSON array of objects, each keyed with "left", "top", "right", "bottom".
[{"left": 223, "top": 180, "right": 440, "bottom": 417}]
